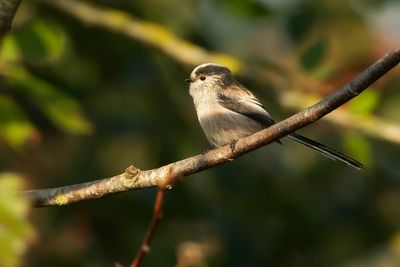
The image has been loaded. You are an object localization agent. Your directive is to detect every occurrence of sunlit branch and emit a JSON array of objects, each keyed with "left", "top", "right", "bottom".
[{"left": 25, "top": 49, "right": 400, "bottom": 207}]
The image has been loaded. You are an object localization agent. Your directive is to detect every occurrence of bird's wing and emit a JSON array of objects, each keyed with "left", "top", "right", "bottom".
[{"left": 217, "top": 84, "right": 275, "bottom": 127}]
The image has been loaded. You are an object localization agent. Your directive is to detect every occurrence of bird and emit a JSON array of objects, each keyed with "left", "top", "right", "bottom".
[{"left": 186, "top": 63, "right": 365, "bottom": 171}]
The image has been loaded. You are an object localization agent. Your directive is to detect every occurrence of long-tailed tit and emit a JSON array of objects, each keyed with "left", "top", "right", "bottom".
[{"left": 186, "top": 63, "right": 364, "bottom": 170}]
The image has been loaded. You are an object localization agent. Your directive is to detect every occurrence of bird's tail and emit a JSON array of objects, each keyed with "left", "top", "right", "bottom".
[{"left": 287, "top": 132, "right": 365, "bottom": 171}]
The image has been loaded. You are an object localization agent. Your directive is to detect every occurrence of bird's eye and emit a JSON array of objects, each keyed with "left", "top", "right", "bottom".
[{"left": 199, "top": 75, "right": 206, "bottom": 81}]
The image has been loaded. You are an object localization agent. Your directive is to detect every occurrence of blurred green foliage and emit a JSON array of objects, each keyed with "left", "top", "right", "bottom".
[
  {"left": 0, "top": 0, "right": 399, "bottom": 266},
  {"left": 6, "top": 66, "right": 92, "bottom": 135},
  {"left": 301, "top": 38, "right": 328, "bottom": 73},
  {"left": 0, "top": 173, "right": 33, "bottom": 267},
  {"left": 344, "top": 90, "right": 381, "bottom": 166},
  {"left": 0, "top": 18, "right": 92, "bottom": 149},
  {"left": 348, "top": 90, "right": 381, "bottom": 115},
  {"left": 221, "top": 0, "right": 272, "bottom": 18},
  {"left": 1, "top": 19, "right": 66, "bottom": 63},
  {"left": 0, "top": 95, "right": 37, "bottom": 149}
]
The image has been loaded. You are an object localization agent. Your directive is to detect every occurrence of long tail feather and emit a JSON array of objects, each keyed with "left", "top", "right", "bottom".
[{"left": 287, "top": 133, "right": 365, "bottom": 171}]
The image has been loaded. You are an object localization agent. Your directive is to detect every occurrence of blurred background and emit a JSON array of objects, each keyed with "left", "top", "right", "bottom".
[{"left": 1, "top": 0, "right": 400, "bottom": 266}]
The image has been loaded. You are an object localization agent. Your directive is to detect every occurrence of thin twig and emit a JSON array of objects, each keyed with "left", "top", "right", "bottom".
[
  {"left": 130, "top": 189, "right": 164, "bottom": 267},
  {"left": 130, "top": 170, "right": 175, "bottom": 267},
  {"left": 24, "top": 48, "right": 400, "bottom": 207},
  {"left": 0, "top": 0, "right": 22, "bottom": 38}
]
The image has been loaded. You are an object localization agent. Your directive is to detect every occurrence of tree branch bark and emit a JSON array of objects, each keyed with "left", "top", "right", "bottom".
[
  {"left": 24, "top": 49, "right": 400, "bottom": 207},
  {"left": 0, "top": 0, "right": 22, "bottom": 38},
  {"left": 130, "top": 170, "right": 174, "bottom": 267}
]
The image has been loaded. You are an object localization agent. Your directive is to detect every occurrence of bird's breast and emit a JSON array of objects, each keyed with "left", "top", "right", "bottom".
[{"left": 195, "top": 101, "right": 264, "bottom": 147}]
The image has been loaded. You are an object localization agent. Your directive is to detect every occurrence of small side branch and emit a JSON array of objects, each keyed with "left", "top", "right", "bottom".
[
  {"left": 130, "top": 170, "right": 175, "bottom": 267},
  {"left": 130, "top": 189, "right": 164, "bottom": 267},
  {"left": 25, "top": 48, "right": 400, "bottom": 207},
  {"left": 0, "top": 0, "right": 22, "bottom": 38}
]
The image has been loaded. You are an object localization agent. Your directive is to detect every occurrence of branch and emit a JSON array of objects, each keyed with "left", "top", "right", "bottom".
[
  {"left": 0, "top": 0, "right": 22, "bottom": 38},
  {"left": 25, "top": 49, "right": 400, "bottom": 207},
  {"left": 130, "top": 189, "right": 165, "bottom": 267},
  {"left": 130, "top": 170, "right": 175, "bottom": 267},
  {"left": 40, "top": 0, "right": 400, "bottom": 145}
]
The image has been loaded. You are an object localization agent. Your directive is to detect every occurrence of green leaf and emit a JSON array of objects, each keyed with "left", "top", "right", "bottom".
[
  {"left": 0, "top": 19, "right": 67, "bottom": 63},
  {"left": 0, "top": 95, "right": 38, "bottom": 149},
  {"left": 222, "top": 0, "right": 272, "bottom": 18},
  {"left": 344, "top": 135, "right": 372, "bottom": 167},
  {"left": 6, "top": 67, "right": 93, "bottom": 134},
  {"left": 301, "top": 39, "right": 328, "bottom": 72},
  {"left": 286, "top": 4, "right": 316, "bottom": 42},
  {"left": 348, "top": 89, "right": 380, "bottom": 115},
  {"left": 0, "top": 35, "right": 20, "bottom": 62},
  {"left": 0, "top": 172, "right": 34, "bottom": 267}
]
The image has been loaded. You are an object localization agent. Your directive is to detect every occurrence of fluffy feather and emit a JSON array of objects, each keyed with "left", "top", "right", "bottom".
[{"left": 187, "top": 63, "right": 365, "bottom": 170}]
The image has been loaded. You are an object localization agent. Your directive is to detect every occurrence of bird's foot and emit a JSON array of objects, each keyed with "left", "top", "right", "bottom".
[
  {"left": 229, "top": 140, "right": 238, "bottom": 156},
  {"left": 202, "top": 148, "right": 211, "bottom": 155}
]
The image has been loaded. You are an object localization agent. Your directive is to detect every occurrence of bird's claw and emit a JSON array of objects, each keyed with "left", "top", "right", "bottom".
[{"left": 229, "top": 140, "right": 238, "bottom": 153}]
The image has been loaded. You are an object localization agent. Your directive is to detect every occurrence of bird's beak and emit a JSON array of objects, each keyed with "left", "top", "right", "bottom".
[{"left": 185, "top": 78, "right": 193, "bottom": 83}]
